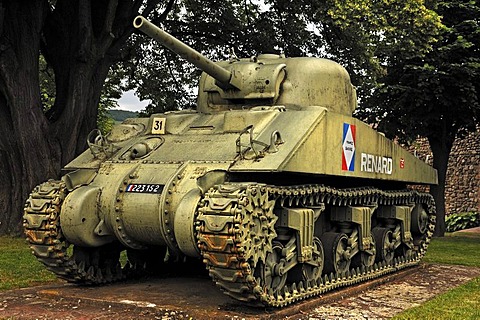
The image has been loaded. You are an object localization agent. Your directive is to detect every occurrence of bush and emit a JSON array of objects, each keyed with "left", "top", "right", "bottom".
[{"left": 446, "top": 211, "right": 480, "bottom": 232}]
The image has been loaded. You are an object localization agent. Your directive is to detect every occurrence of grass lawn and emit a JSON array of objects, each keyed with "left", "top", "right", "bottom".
[
  {"left": 393, "top": 232, "right": 480, "bottom": 320},
  {"left": 0, "top": 236, "right": 58, "bottom": 290}
]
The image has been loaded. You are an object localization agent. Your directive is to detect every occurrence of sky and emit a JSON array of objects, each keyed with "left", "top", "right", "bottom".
[{"left": 116, "top": 90, "right": 149, "bottom": 112}]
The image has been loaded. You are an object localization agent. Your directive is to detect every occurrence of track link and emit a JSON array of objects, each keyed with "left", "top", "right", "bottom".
[
  {"left": 197, "top": 183, "right": 435, "bottom": 307},
  {"left": 23, "top": 180, "right": 435, "bottom": 307},
  {"left": 23, "top": 180, "right": 126, "bottom": 284}
]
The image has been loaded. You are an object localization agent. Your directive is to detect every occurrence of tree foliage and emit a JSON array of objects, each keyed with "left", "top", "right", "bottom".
[
  {"left": 122, "top": 0, "right": 442, "bottom": 114},
  {"left": 364, "top": 0, "right": 480, "bottom": 236},
  {"left": 324, "top": 0, "right": 443, "bottom": 99},
  {"left": 97, "top": 72, "right": 123, "bottom": 135},
  {"left": 39, "top": 55, "right": 56, "bottom": 111},
  {"left": 0, "top": 0, "right": 447, "bottom": 234}
]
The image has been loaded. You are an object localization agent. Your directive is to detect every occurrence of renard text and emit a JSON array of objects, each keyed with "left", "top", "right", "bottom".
[{"left": 360, "top": 153, "right": 393, "bottom": 175}]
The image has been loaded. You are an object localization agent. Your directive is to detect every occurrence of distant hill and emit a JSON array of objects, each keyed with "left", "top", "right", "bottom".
[{"left": 108, "top": 109, "right": 139, "bottom": 122}]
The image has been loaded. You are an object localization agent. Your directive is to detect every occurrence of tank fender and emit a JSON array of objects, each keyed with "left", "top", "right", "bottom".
[
  {"left": 196, "top": 170, "right": 227, "bottom": 194},
  {"left": 60, "top": 185, "right": 115, "bottom": 247},
  {"left": 62, "top": 169, "right": 97, "bottom": 192}
]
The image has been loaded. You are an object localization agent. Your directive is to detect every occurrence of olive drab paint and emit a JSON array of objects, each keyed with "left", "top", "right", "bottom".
[{"left": 22, "top": 15, "right": 438, "bottom": 308}]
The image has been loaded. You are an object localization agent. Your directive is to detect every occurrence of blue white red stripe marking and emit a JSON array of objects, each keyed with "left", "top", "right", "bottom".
[{"left": 342, "top": 123, "right": 356, "bottom": 171}]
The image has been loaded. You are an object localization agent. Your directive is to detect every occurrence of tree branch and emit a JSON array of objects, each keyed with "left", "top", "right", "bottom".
[
  {"left": 141, "top": 0, "right": 165, "bottom": 18},
  {"left": 151, "top": 0, "right": 176, "bottom": 25},
  {"left": 132, "top": 0, "right": 145, "bottom": 14},
  {"left": 77, "top": 1, "right": 93, "bottom": 62},
  {"left": 103, "top": 0, "right": 119, "bottom": 35},
  {"left": 107, "top": 0, "right": 168, "bottom": 59}
]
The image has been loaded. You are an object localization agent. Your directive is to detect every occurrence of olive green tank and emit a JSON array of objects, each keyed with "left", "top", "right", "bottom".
[{"left": 23, "top": 16, "right": 437, "bottom": 307}]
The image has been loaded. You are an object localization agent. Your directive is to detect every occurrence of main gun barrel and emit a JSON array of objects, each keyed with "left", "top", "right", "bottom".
[{"left": 133, "top": 16, "right": 238, "bottom": 89}]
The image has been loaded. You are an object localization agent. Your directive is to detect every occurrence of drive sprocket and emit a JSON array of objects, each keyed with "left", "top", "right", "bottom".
[{"left": 237, "top": 186, "right": 278, "bottom": 266}]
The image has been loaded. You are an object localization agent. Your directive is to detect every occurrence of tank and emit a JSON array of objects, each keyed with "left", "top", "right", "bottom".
[{"left": 23, "top": 16, "right": 437, "bottom": 307}]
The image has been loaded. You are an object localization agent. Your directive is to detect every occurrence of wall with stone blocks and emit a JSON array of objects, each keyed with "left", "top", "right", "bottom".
[{"left": 409, "top": 130, "right": 480, "bottom": 215}]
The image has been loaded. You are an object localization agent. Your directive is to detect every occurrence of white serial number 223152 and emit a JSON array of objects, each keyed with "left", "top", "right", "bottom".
[{"left": 152, "top": 117, "right": 166, "bottom": 134}]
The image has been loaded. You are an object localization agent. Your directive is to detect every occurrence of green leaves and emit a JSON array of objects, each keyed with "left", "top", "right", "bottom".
[
  {"left": 367, "top": 0, "right": 479, "bottom": 143},
  {"left": 39, "top": 55, "right": 55, "bottom": 112},
  {"left": 446, "top": 212, "right": 480, "bottom": 232},
  {"left": 121, "top": 0, "right": 446, "bottom": 115},
  {"left": 326, "top": 0, "right": 443, "bottom": 59}
]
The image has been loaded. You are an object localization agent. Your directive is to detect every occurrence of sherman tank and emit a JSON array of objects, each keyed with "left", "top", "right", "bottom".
[{"left": 23, "top": 16, "right": 437, "bottom": 307}]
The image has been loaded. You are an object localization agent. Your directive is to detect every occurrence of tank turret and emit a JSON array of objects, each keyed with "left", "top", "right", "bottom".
[
  {"left": 24, "top": 17, "right": 437, "bottom": 308},
  {"left": 134, "top": 15, "right": 357, "bottom": 115}
]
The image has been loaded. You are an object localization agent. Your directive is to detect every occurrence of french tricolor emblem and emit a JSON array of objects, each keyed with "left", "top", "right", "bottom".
[{"left": 342, "top": 123, "right": 356, "bottom": 171}]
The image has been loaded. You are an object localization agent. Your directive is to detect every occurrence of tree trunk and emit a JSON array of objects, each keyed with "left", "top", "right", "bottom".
[
  {"left": 0, "top": 0, "right": 162, "bottom": 235},
  {"left": 42, "top": 0, "right": 151, "bottom": 163},
  {"left": 0, "top": 0, "right": 56, "bottom": 234},
  {"left": 0, "top": 1, "right": 112, "bottom": 234},
  {"left": 428, "top": 134, "right": 454, "bottom": 237}
]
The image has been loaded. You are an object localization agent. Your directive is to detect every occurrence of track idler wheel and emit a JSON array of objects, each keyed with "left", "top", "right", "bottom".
[
  {"left": 321, "top": 232, "right": 352, "bottom": 275},
  {"left": 411, "top": 204, "right": 429, "bottom": 235},
  {"left": 411, "top": 204, "right": 429, "bottom": 252}
]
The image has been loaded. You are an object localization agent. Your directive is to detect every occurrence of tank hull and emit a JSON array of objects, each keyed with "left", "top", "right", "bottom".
[
  {"left": 24, "top": 107, "right": 437, "bottom": 307},
  {"left": 23, "top": 16, "right": 437, "bottom": 307}
]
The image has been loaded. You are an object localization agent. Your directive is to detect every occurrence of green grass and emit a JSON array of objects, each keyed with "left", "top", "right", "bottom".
[
  {"left": 421, "top": 234, "right": 480, "bottom": 267},
  {"left": 0, "top": 236, "right": 58, "bottom": 290},
  {"left": 393, "top": 232, "right": 480, "bottom": 320}
]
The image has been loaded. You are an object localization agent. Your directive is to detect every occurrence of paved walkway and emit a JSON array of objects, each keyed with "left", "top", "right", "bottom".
[{"left": 455, "top": 226, "right": 480, "bottom": 234}]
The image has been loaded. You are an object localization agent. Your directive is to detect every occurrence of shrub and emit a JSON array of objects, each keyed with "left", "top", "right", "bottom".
[{"left": 445, "top": 211, "right": 480, "bottom": 232}]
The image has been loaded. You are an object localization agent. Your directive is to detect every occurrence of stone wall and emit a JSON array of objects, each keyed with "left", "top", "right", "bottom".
[
  {"left": 445, "top": 130, "right": 480, "bottom": 214},
  {"left": 409, "top": 130, "right": 480, "bottom": 215}
]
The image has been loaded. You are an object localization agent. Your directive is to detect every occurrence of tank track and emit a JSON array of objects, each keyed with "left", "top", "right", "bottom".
[
  {"left": 23, "top": 180, "right": 129, "bottom": 284},
  {"left": 197, "top": 183, "right": 436, "bottom": 307},
  {"left": 23, "top": 180, "right": 435, "bottom": 306}
]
